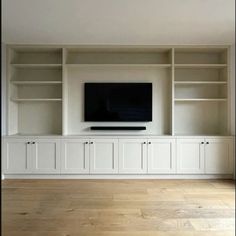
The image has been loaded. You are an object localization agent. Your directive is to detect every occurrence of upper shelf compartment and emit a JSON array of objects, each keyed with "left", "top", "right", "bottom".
[
  {"left": 66, "top": 47, "right": 172, "bottom": 65},
  {"left": 9, "top": 47, "right": 62, "bottom": 65},
  {"left": 174, "top": 48, "right": 228, "bottom": 65}
]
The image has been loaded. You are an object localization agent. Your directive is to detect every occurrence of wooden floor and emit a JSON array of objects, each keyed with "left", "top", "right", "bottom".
[{"left": 2, "top": 179, "right": 235, "bottom": 236}]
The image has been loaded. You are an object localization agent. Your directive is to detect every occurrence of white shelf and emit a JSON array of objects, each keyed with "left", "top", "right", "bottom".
[
  {"left": 174, "top": 81, "right": 227, "bottom": 85},
  {"left": 11, "top": 64, "right": 62, "bottom": 69},
  {"left": 11, "top": 98, "right": 62, "bottom": 102},
  {"left": 174, "top": 64, "right": 227, "bottom": 68},
  {"left": 66, "top": 64, "right": 171, "bottom": 68},
  {"left": 11, "top": 81, "right": 63, "bottom": 85},
  {"left": 174, "top": 98, "right": 227, "bottom": 102}
]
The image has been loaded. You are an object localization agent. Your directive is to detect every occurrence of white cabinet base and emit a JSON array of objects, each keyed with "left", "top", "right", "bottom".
[
  {"left": 3, "top": 136, "right": 234, "bottom": 179},
  {"left": 61, "top": 139, "right": 89, "bottom": 174},
  {"left": 3, "top": 174, "right": 233, "bottom": 179},
  {"left": 90, "top": 139, "right": 118, "bottom": 174},
  {"left": 148, "top": 139, "right": 176, "bottom": 173}
]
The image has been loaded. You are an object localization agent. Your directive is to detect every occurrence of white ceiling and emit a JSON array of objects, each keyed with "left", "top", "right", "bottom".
[{"left": 2, "top": 0, "right": 235, "bottom": 45}]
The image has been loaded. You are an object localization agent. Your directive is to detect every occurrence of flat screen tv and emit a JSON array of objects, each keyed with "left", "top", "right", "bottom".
[{"left": 84, "top": 83, "right": 152, "bottom": 122}]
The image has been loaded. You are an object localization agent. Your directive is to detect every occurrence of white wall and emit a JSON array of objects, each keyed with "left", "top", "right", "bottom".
[{"left": 1, "top": 43, "right": 7, "bottom": 136}]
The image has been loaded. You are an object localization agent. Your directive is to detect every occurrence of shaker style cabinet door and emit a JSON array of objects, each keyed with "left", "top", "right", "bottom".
[
  {"left": 148, "top": 139, "right": 176, "bottom": 173},
  {"left": 3, "top": 139, "right": 32, "bottom": 174},
  {"left": 205, "top": 138, "right": 233, "bottom": 174},
  {"left": 177, "top": 138, "right": 205, "bottom": 174},
  {"left": 31, "top": 139, "right": 60, "bottom": 173},
  {"left": 90, "top": 139, "right": 118, "bottom": 174},
  {"left": 119, "top": 139, "right": 147, "bottom": 174},
  {"left": 61, "top": 139, "right": 89, "bottom": 174}
]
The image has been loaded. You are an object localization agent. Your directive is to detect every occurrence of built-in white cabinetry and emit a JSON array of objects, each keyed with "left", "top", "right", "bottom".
[
  {"left": 205, "top": 138, "right": 233, "bottom": 174},
  {"left": 2, "top": 137, "right": 234, "bottom": 177},
  {"left": 177, "top": 138, "right": 205, "bottom": 174},
  {"left": 177, "top": 138, "right": 233, "bottom": 174},
  {"left": 3, "top": 138, "right": 60, "bottom": 174},
  {"left": 61, "top": 139, "right": 89, "bottom": 174},
  {"left": 3, "top": 139, "right": 31, "bottom": 174},
  {"left": 119, "top": 139, "right": 147, "bottom": 173},
  {"left": 148, "top": 139, "right": 176, "bottom": 173},
  {"left": 61, "top": 138, "right": 118, "bottom": 174},
  {"left": 3, "top": 45, "right": 234, "bottom": 179},
  {"left": 31, "top": 139, "right": 60, "bottom": 173},
  {"left": 90, "top": 139, "right": 118, "bottom": 174}
]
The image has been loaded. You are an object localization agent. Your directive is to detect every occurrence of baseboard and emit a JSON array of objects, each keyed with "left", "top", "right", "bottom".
[{"left": 3, "top": 174, "right": 234, "bottom": 180}]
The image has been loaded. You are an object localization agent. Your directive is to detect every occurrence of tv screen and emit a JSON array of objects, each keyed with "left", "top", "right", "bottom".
[{"left": 84, "top": 83, "right": 152, "bottom": 122}]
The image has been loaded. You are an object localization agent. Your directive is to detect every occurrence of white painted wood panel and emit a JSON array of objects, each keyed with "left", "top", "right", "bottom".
[
  {"left": 90, "top": 139, "right": 118, "bottom": 174},
  {"left": 3, "top": 139, "right": 31, "bottom": 174},
  {"left": 119, "top": 139, "right": 147, "bottom": 173},
  {"left": 148, "top": 138, "right": 176, "bottom": 173},
  {"left": 177, "top": 138, "right": 205, "bottom": 173},
  {"left": 205, "top": 138, "right": 233, "bottom": 174},
  {"left": 31, "top": 139, "right": 60, "bottom": 173},
  {"left": 61, "top": 139, "right": 89, "bottom": 174}
]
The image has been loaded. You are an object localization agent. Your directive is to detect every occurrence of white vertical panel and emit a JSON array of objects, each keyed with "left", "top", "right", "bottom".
[{"left": 90, "top": 139, "right": 118, "bottom": 173}]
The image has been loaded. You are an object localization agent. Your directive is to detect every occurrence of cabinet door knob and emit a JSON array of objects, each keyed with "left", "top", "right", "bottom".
[
  {"left": 206, "top": 142, "right": 209, "bottom": 144},
  {"left": 148, "top": 142, "right": 151, "bottom": 144},
  {"left": 27, "top": 142, "right": 30, "bottom": 144},
  {"left": 85, "top": 142, "right": 88, "bottom": 144},
  {"left": 201, "top": 142, "right": 204, "bottom": 144},
  {"left": 31, "top": 142, "right": 35, "bottom": 144},
  {"left": 90, "top": 142, "right": 93, "bottom": 144},
  {"left": 143, "top": 142, "right": 146, "bottom": 144}
]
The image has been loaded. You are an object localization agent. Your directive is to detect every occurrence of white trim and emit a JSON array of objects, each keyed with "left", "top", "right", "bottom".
[{"left": 3, "top": 174, "right": 233, "bottom": 179}]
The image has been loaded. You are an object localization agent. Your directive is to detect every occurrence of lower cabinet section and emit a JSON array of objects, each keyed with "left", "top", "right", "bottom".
[
  {"left": 148, "top": 139, "right": 176, "bottom": 173},
  {"left": 119, "top": 139, "right": 147, "bottom": 173},
  {"left": 205, "top": 138, "right": 233, "bottom": 174},
  {"left": 177, "top": 138, "right": 233, "bottom": 174},
  {"left": 3, "top": 139, "right": 60, "bottom": 174},
  {"left": 31, "top": 139, "right": 60, "bottom": 173},
  {"left": 61, "top": 139, "right": 118, "bottom": 174},
  {"left": 2, "top": 136, "right": 234, "bottom": 176},
  {"left": 61, "top": 139, "right": 89, "bottom": 174},
  {"left": 3, "top": 139, "right": 31, "bottom": 174},
  {"left": 177, "top": 138, "right": 205, "bottom": 174},
  {"left": 90, "top": 139, "right": 118, "bottom": 174}
]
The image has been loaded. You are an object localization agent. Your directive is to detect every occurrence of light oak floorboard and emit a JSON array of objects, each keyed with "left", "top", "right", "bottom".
[{"left": 2, "top": 179, "right": 235, "bottom": 236}]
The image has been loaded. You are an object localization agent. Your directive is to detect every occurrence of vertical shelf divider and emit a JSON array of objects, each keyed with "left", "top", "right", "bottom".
[
  {"left": 171, "top": 48, "right": 175, "bottom": 136},
  {"left": 62, "top": 48, "right": 67, "bottom": 136},
  {"left": 226, "top": 47, "right": 231, "bottom": 134}
]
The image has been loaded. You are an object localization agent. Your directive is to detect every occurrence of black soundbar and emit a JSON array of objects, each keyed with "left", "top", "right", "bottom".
[{"left": 90, "top": 126, "right": 146, "bottom": 130}]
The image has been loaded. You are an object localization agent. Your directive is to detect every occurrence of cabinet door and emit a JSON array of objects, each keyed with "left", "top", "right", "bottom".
[
  {"left": 3, "top": 139, "right": 32, "bottom": 174},
  {"left": 61, "top": 139, "right": 89, "bottom": 174},
  {"left": 177, "top": 138, "right": 205, "bottom": 174},
  {"left": 205, "top": 138, "right": 233, "bottom": 174},
  {"left": 31, "top": 139, "right": 60, "bottom": 173},
  {"left": 148, "top": 139, "right": 176, "bottom": 174},
  {"left": 90, "top": 139, "right": 118, "bottom": 174},
  {"left": 119, "top": 139, "right": 147, "bottom": 173}
]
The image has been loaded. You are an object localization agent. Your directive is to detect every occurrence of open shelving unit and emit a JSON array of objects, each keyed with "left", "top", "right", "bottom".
[
  {"left": 8, "top": 47, "right": 63, "bottom": 135},
  {"left": 6, "top": 45, "right": 231, "bottom": 136},
  {"left": 173, "top": 48, "right": 229, "bottom": 136}
]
